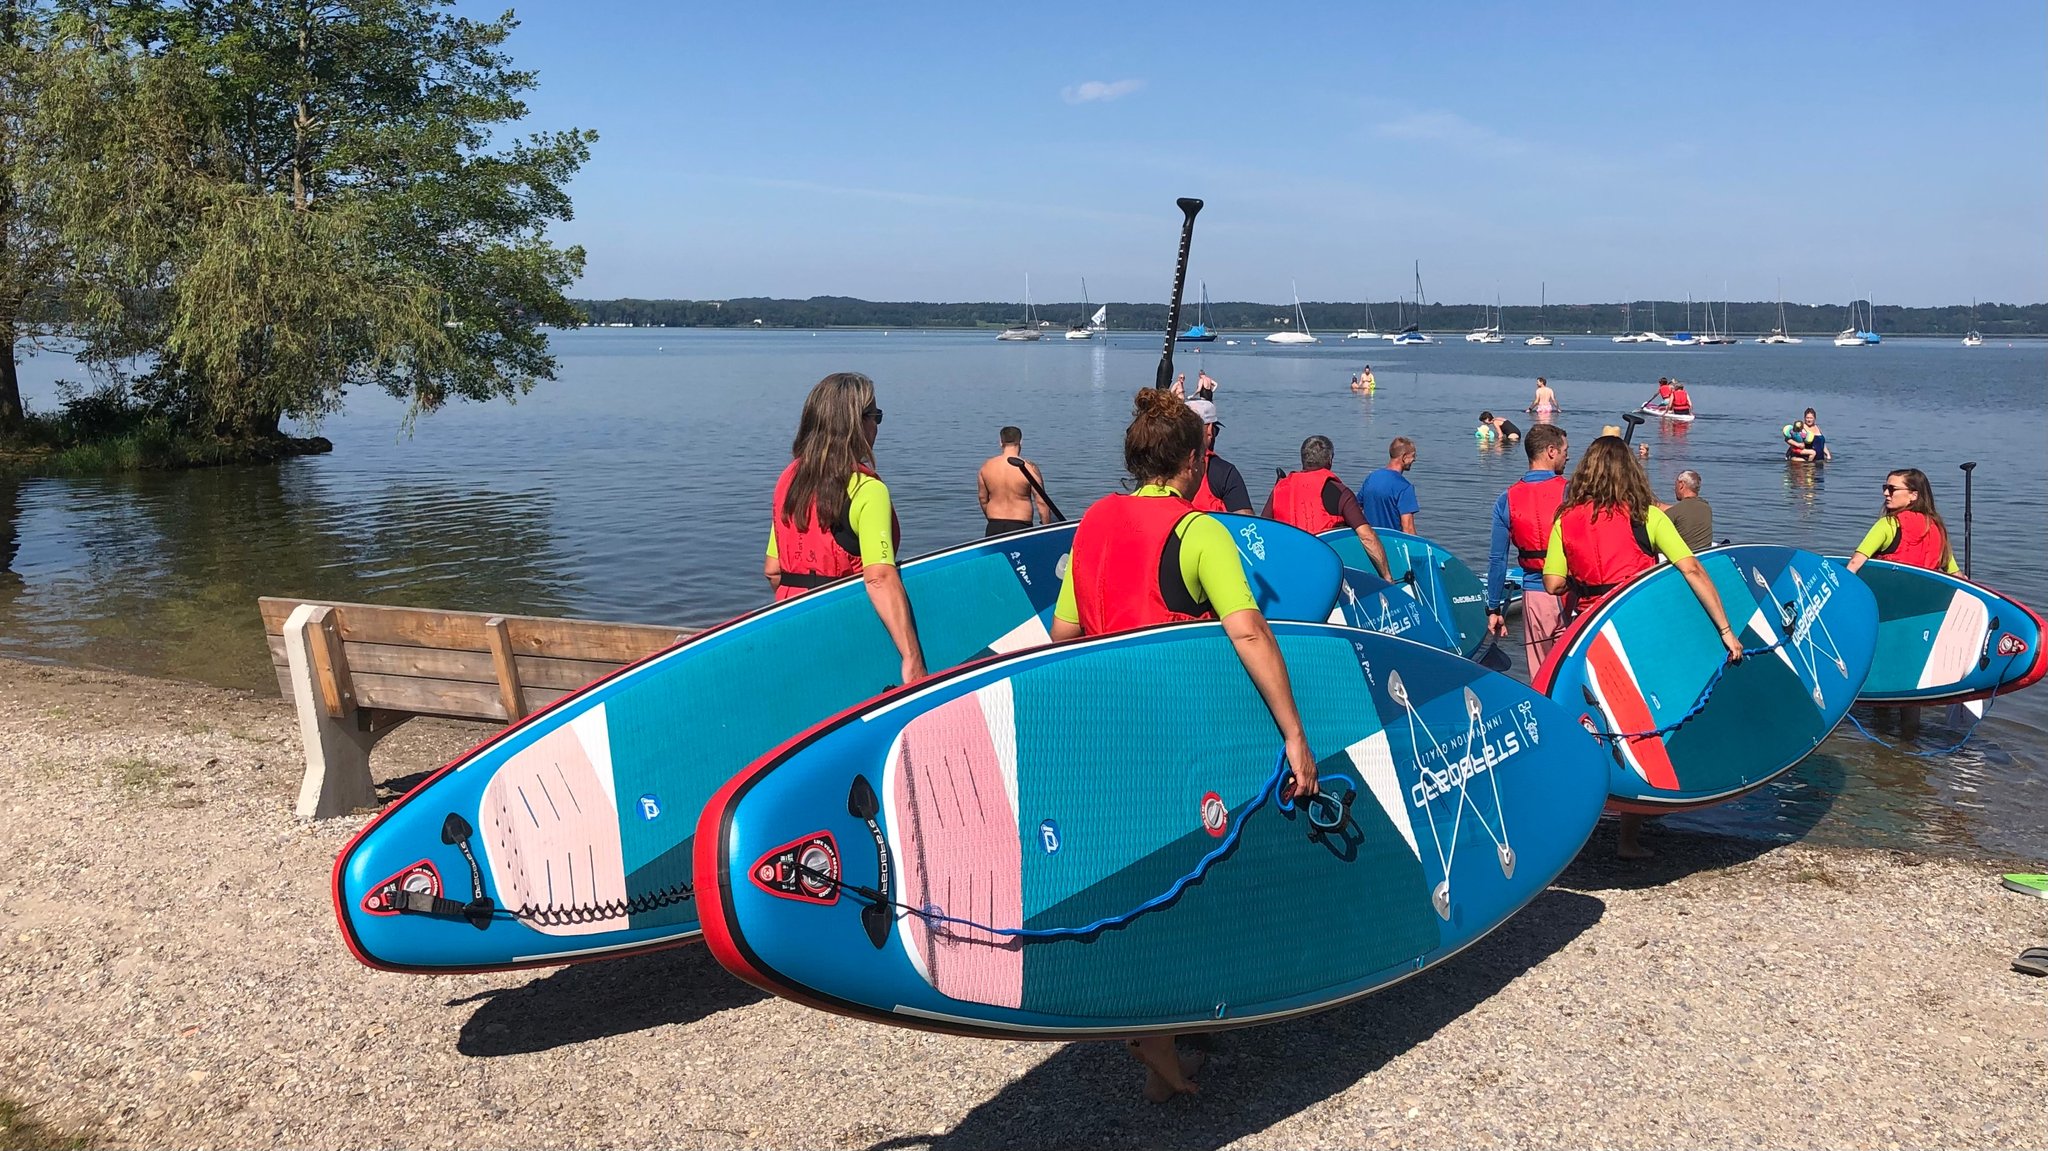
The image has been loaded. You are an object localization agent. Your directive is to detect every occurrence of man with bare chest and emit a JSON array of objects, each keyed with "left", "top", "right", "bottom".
[{"left": 977, "top": 426, "right": 1048, "bottom": 536}]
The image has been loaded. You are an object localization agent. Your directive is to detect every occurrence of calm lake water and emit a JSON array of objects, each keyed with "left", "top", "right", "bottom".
[{"left": 7, "top": 329, "right": 2045, "bottom": 857}]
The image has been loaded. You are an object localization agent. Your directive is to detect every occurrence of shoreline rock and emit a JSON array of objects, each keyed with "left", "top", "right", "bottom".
[{"left": 1, "top": 656, "right": 2041, "bottom": 1149}]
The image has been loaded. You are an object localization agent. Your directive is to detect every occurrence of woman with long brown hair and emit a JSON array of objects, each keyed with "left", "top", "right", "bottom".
[
  {"left": 1846, "top": 468, "right": 1958, "bottom": 574},
  {"left": 1048, "top": 387, "right": 1318, "bottom": 1102},
  {"left": 765, "top": 372, "right": 926, "bottom": 684},
  {"left": 1540, "top": 434, "right": 1742, "bottom": 859}
]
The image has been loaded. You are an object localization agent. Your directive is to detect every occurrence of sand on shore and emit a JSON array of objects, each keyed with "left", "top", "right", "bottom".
[{"left": 1, "top": 656, "right": 2042, "bottom": 1150}]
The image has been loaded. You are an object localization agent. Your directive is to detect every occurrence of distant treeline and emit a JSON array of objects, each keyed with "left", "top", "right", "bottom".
[{"left": 574, "top": 296, "right": 2045, "bottom": 336}]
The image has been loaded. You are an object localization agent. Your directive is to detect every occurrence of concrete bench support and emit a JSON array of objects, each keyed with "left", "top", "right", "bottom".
[{"left": 285, "top": 604, "right": 383, "bottom": 819}]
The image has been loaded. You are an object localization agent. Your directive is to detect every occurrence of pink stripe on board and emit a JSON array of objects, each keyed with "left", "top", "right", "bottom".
[
  {"left": 889, "top": 692, "right": 1025, "bottom": 1008},
  {"left": 481, "top": 724, "right": 628, "bottom": 935}
]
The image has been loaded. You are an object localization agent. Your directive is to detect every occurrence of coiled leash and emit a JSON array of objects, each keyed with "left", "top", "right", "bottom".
[
  {"left": 1583, "top": 634, "right": 1793, "bottom": 742},
  {"left": 794, "top": 750, "right": 1357, "bottom": 941},
  {"left": 1841, "top": 653, "right": 2020, "bottom": 758}
]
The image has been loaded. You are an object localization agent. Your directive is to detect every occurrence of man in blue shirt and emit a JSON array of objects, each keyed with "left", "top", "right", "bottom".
[
  {"left": 1485, "top": 424, "right": 1569, "bottom": 678},
  {"left": 1356, "top": 436, "right": 1418, "bottom": 533}
]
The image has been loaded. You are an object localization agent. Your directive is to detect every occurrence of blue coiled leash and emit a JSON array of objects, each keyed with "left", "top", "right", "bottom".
[
  {"left": 1585, "top": 635, "right": 1792, "bottom": 742},
  {"left": 1841, "top": 653, "right": 2019, "bottom": 757},
  {"left": 796, "top": 750, "right": 1355, "bottom": 941}
]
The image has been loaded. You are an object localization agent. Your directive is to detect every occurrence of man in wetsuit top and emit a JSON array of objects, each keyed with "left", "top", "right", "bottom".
[
  {"left": 977, "top": 425, "right": 1048, "bottom": 537},
  {"left": 1185, "top": 398, "right": 1253, "bottom": 514}
]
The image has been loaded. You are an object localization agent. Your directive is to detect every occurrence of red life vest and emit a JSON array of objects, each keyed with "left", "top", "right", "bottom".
[
  {"left": 770, "top": 460, "right": 901, "bottom": 601},
  {"left": 1657, "top": 382, "right": 1674, "bottom": 402},
  {"left": 1557, "top": 504, "right": 1658, "bottom": 609},
  {"left": 1269, "top": 468, "right": 1344, "bottom": 534},
  {"left": 1874, "top": 510, "right": 1949, "bottom": 571},
  {"left": 1070, "top": 493, "right": 1214, "bottom": 636},
  {"left": 1670, "top": 388, "right": 1692, "bottom": 414},
  {"left": 1506, "top": 474, "right": 1568, "bottom": 572},
  {"left": 1191, "top": 452, "right": 1226, "bottom": 513}
]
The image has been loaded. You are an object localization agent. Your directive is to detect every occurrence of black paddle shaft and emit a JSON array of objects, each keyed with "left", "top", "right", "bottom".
[
  {"left": 1620, "top": 411, "right": 1646, "bottom": 445},
  {"left": 1960, "top": 461, "right": 1976, "bottom": 577},
  {"left": 1007, "top": 455, "right": 1064, "bottom": 522},
  {"left": 1154, "top": 198, "right": 1204, "bottom": 391}
]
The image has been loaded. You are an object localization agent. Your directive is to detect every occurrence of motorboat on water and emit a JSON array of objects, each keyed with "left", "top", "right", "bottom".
[
  {"left": 1524, "top": 334, "right": 1555, "bottom": 347},
  {"left": 1962, "top": 331, "right": 1984, "bottom": 347},
  {"left": 1265, "top": 281, "right": 1320, "bottom": 345}
]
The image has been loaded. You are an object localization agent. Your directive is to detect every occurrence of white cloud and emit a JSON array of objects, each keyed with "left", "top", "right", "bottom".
[
  {"left": 1372, "top": 109, "right": 1529, "bottom": 159},
  {"left": 1062, "top": 79, "right": 1144, "bottom": 104}
]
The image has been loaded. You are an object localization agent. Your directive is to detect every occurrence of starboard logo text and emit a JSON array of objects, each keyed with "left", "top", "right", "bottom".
[{"left": 1411, "top": 717, "right": 1523, "bottom": 809}]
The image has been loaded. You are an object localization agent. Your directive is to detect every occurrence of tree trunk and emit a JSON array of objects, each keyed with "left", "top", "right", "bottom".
[{"left": 0, "top": 330, "right": 22, "bottom": 435}]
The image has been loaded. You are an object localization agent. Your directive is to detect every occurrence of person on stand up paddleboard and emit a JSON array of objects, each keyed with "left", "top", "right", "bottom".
[
  {"left": 1184, "top": 398, "right": 1252, "bottom": 514},
  {"left": 1485, "top": 423, "right": 1570, "bottom": 679},
  {"left": 1669, "top": 381, "right": 1692, "bottom": 416},
  {"left": 1049, "top": 388, "right": 1320, "bottom": 1103},
  {"left": 1649, "top": 377, "right": 1676, "bottom": 410},
  {"left": 1357, "top": 437, "right": 1420, "bottom": 533},
  {"left": 766, "top": 372, "right": 928, "bottom": 686},
  {"left": 1263, "top": 434, "right": 1393, "bottom": 581},
  {"left": 1542, "top": 435, "right": 1744, "bottom": 860}
]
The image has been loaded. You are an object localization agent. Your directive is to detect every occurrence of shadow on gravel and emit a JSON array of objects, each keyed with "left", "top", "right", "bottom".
[
  {"left": 864, "top": 887, "right": 1604, "bottom": 1151},
  {"left": 1559, "top": 751, "right": 1849, "bottom": 893},
  {"left": 453, "top": 943, "right": 764, "bottom": 1057}
]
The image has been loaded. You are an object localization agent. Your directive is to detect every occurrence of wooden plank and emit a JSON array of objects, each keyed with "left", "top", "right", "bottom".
[
  {"left": 267, "top": 636, "right": 628, "bottom": 702},
  {"left": 259, "top": 596, "right": 693, "bottom": 661},
  {"left": 484, "top": 616, "right": 527, "bottom": 722},
  {"left": 303, "top": 607, "right": 357, "bottom": 719},
  {"left": 344, "top": 673, "right": 582, "bottom": 724}
]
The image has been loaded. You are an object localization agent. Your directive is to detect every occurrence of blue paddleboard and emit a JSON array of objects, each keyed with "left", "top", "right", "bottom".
[
  {"left": 699, "top": 621, "right": 1609, "bottom": 1039},
  {"left": 334, "top": 515, "right": 1342, "bottom": 974},
  {"left": 1840, "top": 559, "right": 2046, "bottom": 705},
  {"left": 1332, "top": 568, "right": 1460, "bottom": 653},
  {"left": 1535, "top": 545, "right": 1878, "bottom": 813},
  {"left": 1321, "top": 527, "right": 1496, "bottom": 657}
]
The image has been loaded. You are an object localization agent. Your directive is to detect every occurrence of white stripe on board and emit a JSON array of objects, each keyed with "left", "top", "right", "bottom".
[
  {"left": 569, "top": 704, "right": 616, "bottom": 814},
  {"left": 973, "top": 679, "right": 1022, "bottom": 822},
  {"left": 1346, "top": 730, "right": 1420, "bottom": 861}
]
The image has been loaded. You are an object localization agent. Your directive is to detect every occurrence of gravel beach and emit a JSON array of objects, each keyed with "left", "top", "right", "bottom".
[{"left": 2, "top": 656, "right": 2042, "bottom": 1150}]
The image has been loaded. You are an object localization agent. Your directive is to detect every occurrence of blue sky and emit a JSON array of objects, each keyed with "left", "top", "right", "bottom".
[{"left": 489, "top": 1, "right": 2045, "bottom": 307}]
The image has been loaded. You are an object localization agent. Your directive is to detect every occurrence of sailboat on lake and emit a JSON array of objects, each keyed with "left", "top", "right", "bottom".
[
  {"left": 1265, "top": 282, "right": 1320, "bottom": 345},
  {"left": 997, "top": 275, "right": 1041, "bottom": 341},
  {"left": 1177, "top": 281, "right": 1219, "bottom": 342}
]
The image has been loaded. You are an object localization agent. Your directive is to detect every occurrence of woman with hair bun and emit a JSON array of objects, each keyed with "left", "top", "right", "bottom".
[
  {"left": 1541, "top": 434, "right": 1742, "bottom": 860},
  {"left": 1048, "top": 388, "right": 1319, "bottom": 1102},
  {"left": 766, "top": 372, "right": 927, "bottom": 685},
  {"left": 1846, "top": 467, "right": 1958, "bottom": 575}
]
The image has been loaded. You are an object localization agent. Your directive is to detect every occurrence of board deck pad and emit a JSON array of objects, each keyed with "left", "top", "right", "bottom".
[
  {"left": 334, "top": 512, "right": 1343, "bottom": 974},
  {"left": 1843, "top": 559, "right": 2046, "bottom": 705},
  {"left": 699, "top": 621, "right": 1608, "bottom": 1038},
  {"left": 1535, "top": 546, "right": 1879, "bottom": 813},
  {"left": 1321, "top": 527, "right": 1496, "bottom": 657}
]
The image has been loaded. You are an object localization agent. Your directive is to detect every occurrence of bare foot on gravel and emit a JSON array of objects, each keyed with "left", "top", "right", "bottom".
[{"left": 1128, "top": 1037, "right": 1203, "bottom": 1102}]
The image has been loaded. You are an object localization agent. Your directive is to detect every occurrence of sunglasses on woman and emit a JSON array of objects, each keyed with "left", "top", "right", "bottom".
[
  {"left": 1882, "top": 483, "right": 1908, "bottom": 494},
  {"left": 863, "top": 405, "right": 884, "bottom": 424}
]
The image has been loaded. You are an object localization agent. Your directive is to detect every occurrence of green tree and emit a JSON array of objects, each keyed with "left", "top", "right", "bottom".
[{"left": 72, "top": 0, "right": 596, "bottom": 438}]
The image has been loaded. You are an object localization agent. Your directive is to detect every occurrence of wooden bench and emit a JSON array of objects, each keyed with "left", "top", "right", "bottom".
[{"left": 259, "top": 598, "right": 697, "bottom": 819}]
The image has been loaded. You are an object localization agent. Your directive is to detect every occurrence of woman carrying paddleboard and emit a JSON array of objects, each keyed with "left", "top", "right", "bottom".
[
  {"left": 1846, "top": 468, "right": 1959, "bottom": 575},
  {"left": 766, "top": 372, "right": 928, "bottom": 685},
  {"left": 1048, "top": 387, "right": 1320, "bottom": 1102},
  {"left": 1541, "top": 435, "right": 1743, "bottom": 859}
]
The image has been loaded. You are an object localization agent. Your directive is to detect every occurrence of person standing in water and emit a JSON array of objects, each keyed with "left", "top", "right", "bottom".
[
  {"left": 1529, "top": 377, "right": 1559, "bottom": 414},
  {"left": 1541, "top": 435, "right": 1743, "bottom": 859},
  {"left": 1662, "top": 470, "right": 1714, "bottom": 552},
  {"left": 1486, "top": 423, "right": 1569, "bottom": 678},
  {"left": 1350, "top": 365, "right": 1377, "bottom": 393},
  {"left": 1846, "top": 468, "right": 1958, "bottom": 574},
  {"left": 1357, "top": 437, "right": 1419, "bottom": 533},
  {"left": 766, "top": 372, "right": 927, "bottom": 685},
  {"left": 1050, "top": 388, "right": 1321, "bottom": 1103},
  {"left": 1786, "top": 408, "right": 1831, "bottom": 461},
  {"left": 976, "top": 425, "right": 1048, "bottom": 537},
  {"left": 1263, "top": 434, "right": 1393, "bottom": 581}
]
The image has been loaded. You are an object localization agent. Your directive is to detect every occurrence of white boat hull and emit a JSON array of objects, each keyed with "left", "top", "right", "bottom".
[
  {"left": 1265, "top": 332, "right": 1320, "bottom": 345},
  {"left": 997, "top": 329, "right": 1041, "bottom": 341}
]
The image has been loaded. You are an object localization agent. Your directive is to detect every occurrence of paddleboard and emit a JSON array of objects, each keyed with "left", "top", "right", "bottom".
[
  {"left": 2002, "top": 874, "right": 2048, "bottom": 899},
  {"left": 1840, "top": 559, "right": 2046, "bottom": 705},
  {"left": 1331, "top": 567, "right": 1460, "bottom": 653},
  {"left": 1321, "top": 527, "right": 1495, "bottom": 657},
  {"left": 698, "top": 621, "right": 1608, "bottom": 1039},
  {"left": 1638, "top": 405, "right": 1696, "bottom": 423},
  {"left": 1534, "top": 545, "right": 1878, "bottom": 814},
  {"left": 333, "top": 514, "right": 1343, "bottom": 974}
]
